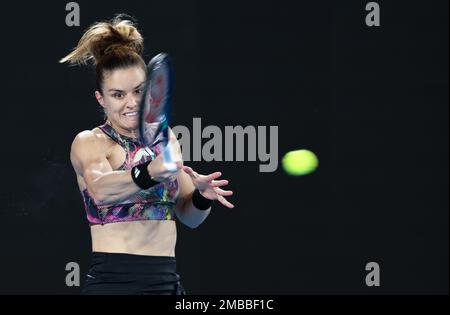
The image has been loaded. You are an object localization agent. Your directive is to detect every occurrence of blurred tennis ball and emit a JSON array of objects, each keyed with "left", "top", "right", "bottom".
[{"left": 282, "top": 149, "right": 319, "bottom": 176}]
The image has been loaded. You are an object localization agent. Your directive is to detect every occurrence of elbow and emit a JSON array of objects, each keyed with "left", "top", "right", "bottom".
[
  {"left": 93, "top": 196, "right": 107, "bottom": 206},
  {"left": 185, "top": 216, "right": 209, "bottom": 229},
  {"left": 186, "top": 222, "right": 201, "bottom": 229},
  {"left": 178, "top": 216, "right": 200, "bottom": 229},
  {"left": 174, "top": 204, "right": 210, "bottom": 229},
  {"left": 88, "top": 187, "right": 107, "bottom": 206},
  {"left": 176, "top": 214, "right": 203, "bottom": 229},
  {"left": 93, "top": 194, "right": 107, "bottom": 206}
]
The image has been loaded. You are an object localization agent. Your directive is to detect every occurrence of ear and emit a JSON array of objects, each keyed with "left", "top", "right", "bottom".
[{"left": 95, "top": 90, "right": 106, "bottom": 108}]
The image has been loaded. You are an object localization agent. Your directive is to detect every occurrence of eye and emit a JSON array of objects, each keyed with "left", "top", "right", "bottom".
[
  {"left": 134, "top": 88, "right": 143, "bottom": 95},
  {"left": 112, "top": 93, "right": 124, "bottom": 99}
]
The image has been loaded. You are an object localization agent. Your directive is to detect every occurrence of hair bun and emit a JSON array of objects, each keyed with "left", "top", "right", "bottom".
[{"left": 60, "top": 15, "right": 144, "bottom": 65}]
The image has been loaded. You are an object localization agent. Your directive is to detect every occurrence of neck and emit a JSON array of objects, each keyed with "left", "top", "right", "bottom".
[{"left": 106, "top": 120, "right": 139, "bottom": 139}]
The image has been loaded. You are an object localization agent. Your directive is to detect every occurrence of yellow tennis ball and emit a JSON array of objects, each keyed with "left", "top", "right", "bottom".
[{"left": 282, "top": 149, "right": 319, "bottom": 176}]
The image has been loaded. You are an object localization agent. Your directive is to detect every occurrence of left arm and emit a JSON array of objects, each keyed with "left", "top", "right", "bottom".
[
  {"left": 174, "top": 169, "right": 209, "bottom": 229},
  {"left": 167, "top": 128, "right": 234, "bottom": 228},
  {"left": 174, "top": 167, "right": 234, "bottom": 228}
]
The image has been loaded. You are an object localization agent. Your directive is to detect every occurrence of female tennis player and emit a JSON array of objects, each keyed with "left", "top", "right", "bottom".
[{"left": 60, "top": 15, "right": 234, "bottom": 295}]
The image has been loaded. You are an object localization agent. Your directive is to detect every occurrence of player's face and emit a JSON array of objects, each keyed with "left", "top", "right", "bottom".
[{"left": 96, "top": 66, "right": 146, "bottom": 136}]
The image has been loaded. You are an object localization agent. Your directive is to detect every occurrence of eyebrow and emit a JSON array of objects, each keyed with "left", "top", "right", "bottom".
[{"left": 108, "top": 82, "right": 145, "bottom": 93}]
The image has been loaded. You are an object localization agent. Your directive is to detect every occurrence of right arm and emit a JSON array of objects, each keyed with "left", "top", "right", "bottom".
[{"left": 70, "top": 130, "right": 180, "bottom": 206}]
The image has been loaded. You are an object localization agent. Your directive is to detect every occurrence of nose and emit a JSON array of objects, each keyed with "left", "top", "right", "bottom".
[{"left": 126, "top": 93, "right": 140, "bottom": 108}]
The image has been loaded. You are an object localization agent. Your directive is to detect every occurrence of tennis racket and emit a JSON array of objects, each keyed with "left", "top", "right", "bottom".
[{"left": 138, "top": 53, "right": 178, "bottom": 172}]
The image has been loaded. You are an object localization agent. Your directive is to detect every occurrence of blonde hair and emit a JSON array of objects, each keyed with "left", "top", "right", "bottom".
[{"left": 60, "top": 15, "right": 146, "bottom": 92}]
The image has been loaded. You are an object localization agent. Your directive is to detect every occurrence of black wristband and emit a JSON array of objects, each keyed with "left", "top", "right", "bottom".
[
  {"left": 192, "top": 188, "right": 212, "bottom": 210},
  {"left": 131, "top": 161, "right": 159, "bottom": 189}
]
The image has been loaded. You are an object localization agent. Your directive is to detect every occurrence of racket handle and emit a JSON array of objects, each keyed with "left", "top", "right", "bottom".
[{"left": 163, "top": 143, "right": 178, "bottom": 172}]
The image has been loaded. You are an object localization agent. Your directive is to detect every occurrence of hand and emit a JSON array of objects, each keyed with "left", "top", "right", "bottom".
[
  {"left": 148, "top": 138, "right": 183, "bottom": 182},
  {"left": 183, "top": 166, "right": 234, "bottom": 209}
]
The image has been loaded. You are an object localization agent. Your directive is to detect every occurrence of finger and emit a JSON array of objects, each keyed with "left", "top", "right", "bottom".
[
  {"left": 183, "top": 166, "right": 194, "bottom": 174},
  {"left": 183, "top": 166, "right": 200, "bottom": 179},
  {"left": 211, "top": 179, "right": 229, "bottom": 187},
  {"left": 218, "top": 195, "right": 234, "bottom": 208},
  {"left": 215, "top": 188, "right": 233, "bottom": 196},
  {"left": 206, "top": 172, "right": 222, "bottom": 181}
]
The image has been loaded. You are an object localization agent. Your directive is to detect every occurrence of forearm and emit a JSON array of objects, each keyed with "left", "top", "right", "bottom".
[
  {"left": 89, "top": 170, "right": 141, "bottom": 205},
  {"left": 175, "top": 191, "right": 211, "bottom": 229}
]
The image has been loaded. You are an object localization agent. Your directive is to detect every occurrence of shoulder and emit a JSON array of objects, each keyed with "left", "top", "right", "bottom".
[
  {"left": 72, "top": 127, "right": 111, "bottom": 148},
  {"left": 72, "top": 129, "right": 99, "bottom": 149},
  {"left": 71, "top": 127, "right": 112, "bottom": 160},
  {"left": 70, "top": 128, "right": 110, "bottom": 173}
]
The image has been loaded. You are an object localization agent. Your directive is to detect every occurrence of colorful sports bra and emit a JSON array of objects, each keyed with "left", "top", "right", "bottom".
[{"left": 81, "top": 122, "right": 179, "bottom": 226}]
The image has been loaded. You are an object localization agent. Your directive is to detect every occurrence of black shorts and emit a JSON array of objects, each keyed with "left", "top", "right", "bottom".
[{"left": 81, "top": 252, "right": 186, "bottom": 295}]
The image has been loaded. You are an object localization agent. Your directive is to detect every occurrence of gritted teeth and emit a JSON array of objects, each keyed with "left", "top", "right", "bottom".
[{"left": 124, "top": 111, "right": 138, "bottom": 116}]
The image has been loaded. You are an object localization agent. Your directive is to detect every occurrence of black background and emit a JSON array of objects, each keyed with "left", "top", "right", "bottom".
[{"left": 0, "top": 0, "right": 447, "bottom": 294}]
